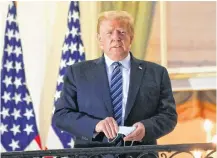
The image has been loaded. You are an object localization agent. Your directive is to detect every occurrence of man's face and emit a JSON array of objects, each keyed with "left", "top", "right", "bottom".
[{"left": 98, "top": 19, "right": 133, "bottom": 61}]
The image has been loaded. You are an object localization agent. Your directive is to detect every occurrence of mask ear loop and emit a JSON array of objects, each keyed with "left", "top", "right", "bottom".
[
  {"left": 108, "top": 134, "right": 119, "bottom": 143},
  {"left": 123, "top": 140, "right": 134, "bottom": 147}
]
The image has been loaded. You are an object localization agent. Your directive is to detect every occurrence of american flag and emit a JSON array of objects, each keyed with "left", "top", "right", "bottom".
[
  {"left": 46, "top": 1, "right": 85, "bottom": 149},
  {"left": 0, "top": 2, "right": 42, "bottom": 151}
]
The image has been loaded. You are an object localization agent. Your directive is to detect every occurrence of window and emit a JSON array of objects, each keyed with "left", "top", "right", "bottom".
[{"left": 146, "top": 2, "right": 216, "bottom": 90}]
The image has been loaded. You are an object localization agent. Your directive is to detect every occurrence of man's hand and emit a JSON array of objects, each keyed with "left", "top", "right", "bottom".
[
  {"left": 123, "top": 122, "right": 145, "bottom": 142},
  {"left": 95, "top": 117, "right": 118, "bottom": 139}
]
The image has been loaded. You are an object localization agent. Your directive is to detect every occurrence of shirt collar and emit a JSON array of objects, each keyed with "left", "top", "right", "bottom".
[{"left": 104, "top": 53, "right": 131, "bottom": 70}]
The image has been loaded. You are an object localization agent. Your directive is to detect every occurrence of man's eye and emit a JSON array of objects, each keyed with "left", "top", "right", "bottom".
[
  {"left": 120, "top": 31, "right": 126, "bottom": 34},
  {"left": 107, "top": 32, "right": 112, "bottom": 34}
]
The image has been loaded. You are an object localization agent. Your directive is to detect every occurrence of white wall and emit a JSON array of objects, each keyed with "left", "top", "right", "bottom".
[{"left": 0, "top": 1, "right": 8, "bottom": 67}]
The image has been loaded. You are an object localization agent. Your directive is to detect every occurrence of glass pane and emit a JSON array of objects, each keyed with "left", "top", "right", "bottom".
[{"left": 167, "top": 2, "right": 216, "bottom": 68}]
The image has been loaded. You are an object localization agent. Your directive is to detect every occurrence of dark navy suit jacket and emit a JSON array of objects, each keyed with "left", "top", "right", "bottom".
[{"left": 53, "top": 54, "right": 177, "bottom": 147}]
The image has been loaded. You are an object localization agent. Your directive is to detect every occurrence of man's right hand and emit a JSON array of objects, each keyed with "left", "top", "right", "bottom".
[{"left": 95, "top": 117, "right": 119, "bottom": 139}]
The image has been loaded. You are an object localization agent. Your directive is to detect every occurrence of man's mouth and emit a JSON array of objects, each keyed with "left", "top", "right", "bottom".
[{"left": 113, "top": 45, "right": 122, "bottom": 48}]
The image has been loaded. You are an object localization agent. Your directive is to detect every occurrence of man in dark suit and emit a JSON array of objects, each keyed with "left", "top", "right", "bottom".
[{"left": 53, "top": 10, "right": 177, "bottom": 157}]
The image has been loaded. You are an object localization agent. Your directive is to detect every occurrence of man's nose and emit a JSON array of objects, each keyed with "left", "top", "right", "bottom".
[{"left": 111, "top": 31, "right": 121, "bottom": 40}]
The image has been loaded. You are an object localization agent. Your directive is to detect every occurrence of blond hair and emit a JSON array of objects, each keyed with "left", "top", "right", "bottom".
[{"left": 97, "top": 11, "right": 134, "bottom": 37}]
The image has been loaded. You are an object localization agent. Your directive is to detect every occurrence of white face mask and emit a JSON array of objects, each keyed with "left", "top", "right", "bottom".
[{"left": 108, "top": 126, "right": 136, "bottom": 146}]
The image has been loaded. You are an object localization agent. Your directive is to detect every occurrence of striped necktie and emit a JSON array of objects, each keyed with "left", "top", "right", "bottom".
[
  {"left": 110, "top": 62, "right": 124, "bottom": 150},
  {"left": 110, "top": 62, "right": 123, "bottom": 126}
]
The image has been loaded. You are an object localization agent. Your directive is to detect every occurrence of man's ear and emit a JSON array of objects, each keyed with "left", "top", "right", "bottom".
[
  {"left": 97, "top": 34, "right": 103, "bottom": 49},
  {"left": 130, "top": 35, "right": 134, "bottom": 44},
  {"left": 97, "top": 33, "right": 101, "bottom": 42}
]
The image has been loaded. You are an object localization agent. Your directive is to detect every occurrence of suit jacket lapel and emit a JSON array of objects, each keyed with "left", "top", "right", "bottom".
[
  {"left": 89, "top": 56, "right": 113, "bottom": 116},
  {"left": 84, "top": 54, "right": 146, "bottom": 120},
  {"left": 124, "top": 56, "right": 146, "bottom": 120}
]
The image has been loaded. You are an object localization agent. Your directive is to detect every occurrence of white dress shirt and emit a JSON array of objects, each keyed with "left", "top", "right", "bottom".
[{"left": 104, "top": 53, "right": 131, "bottom": 125}]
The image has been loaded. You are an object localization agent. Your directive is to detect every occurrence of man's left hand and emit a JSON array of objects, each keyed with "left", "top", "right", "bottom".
[{"left": 123, "top": 122, "right": 145, "bottom": 142}]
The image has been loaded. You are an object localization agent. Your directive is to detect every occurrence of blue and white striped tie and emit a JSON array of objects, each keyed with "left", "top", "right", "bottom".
[
  {"left": 110, "top": 62, "right": 123, "bottom": 155},
  {"left": 110, "top": 62, "right": 123, "bottom": 126}
]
